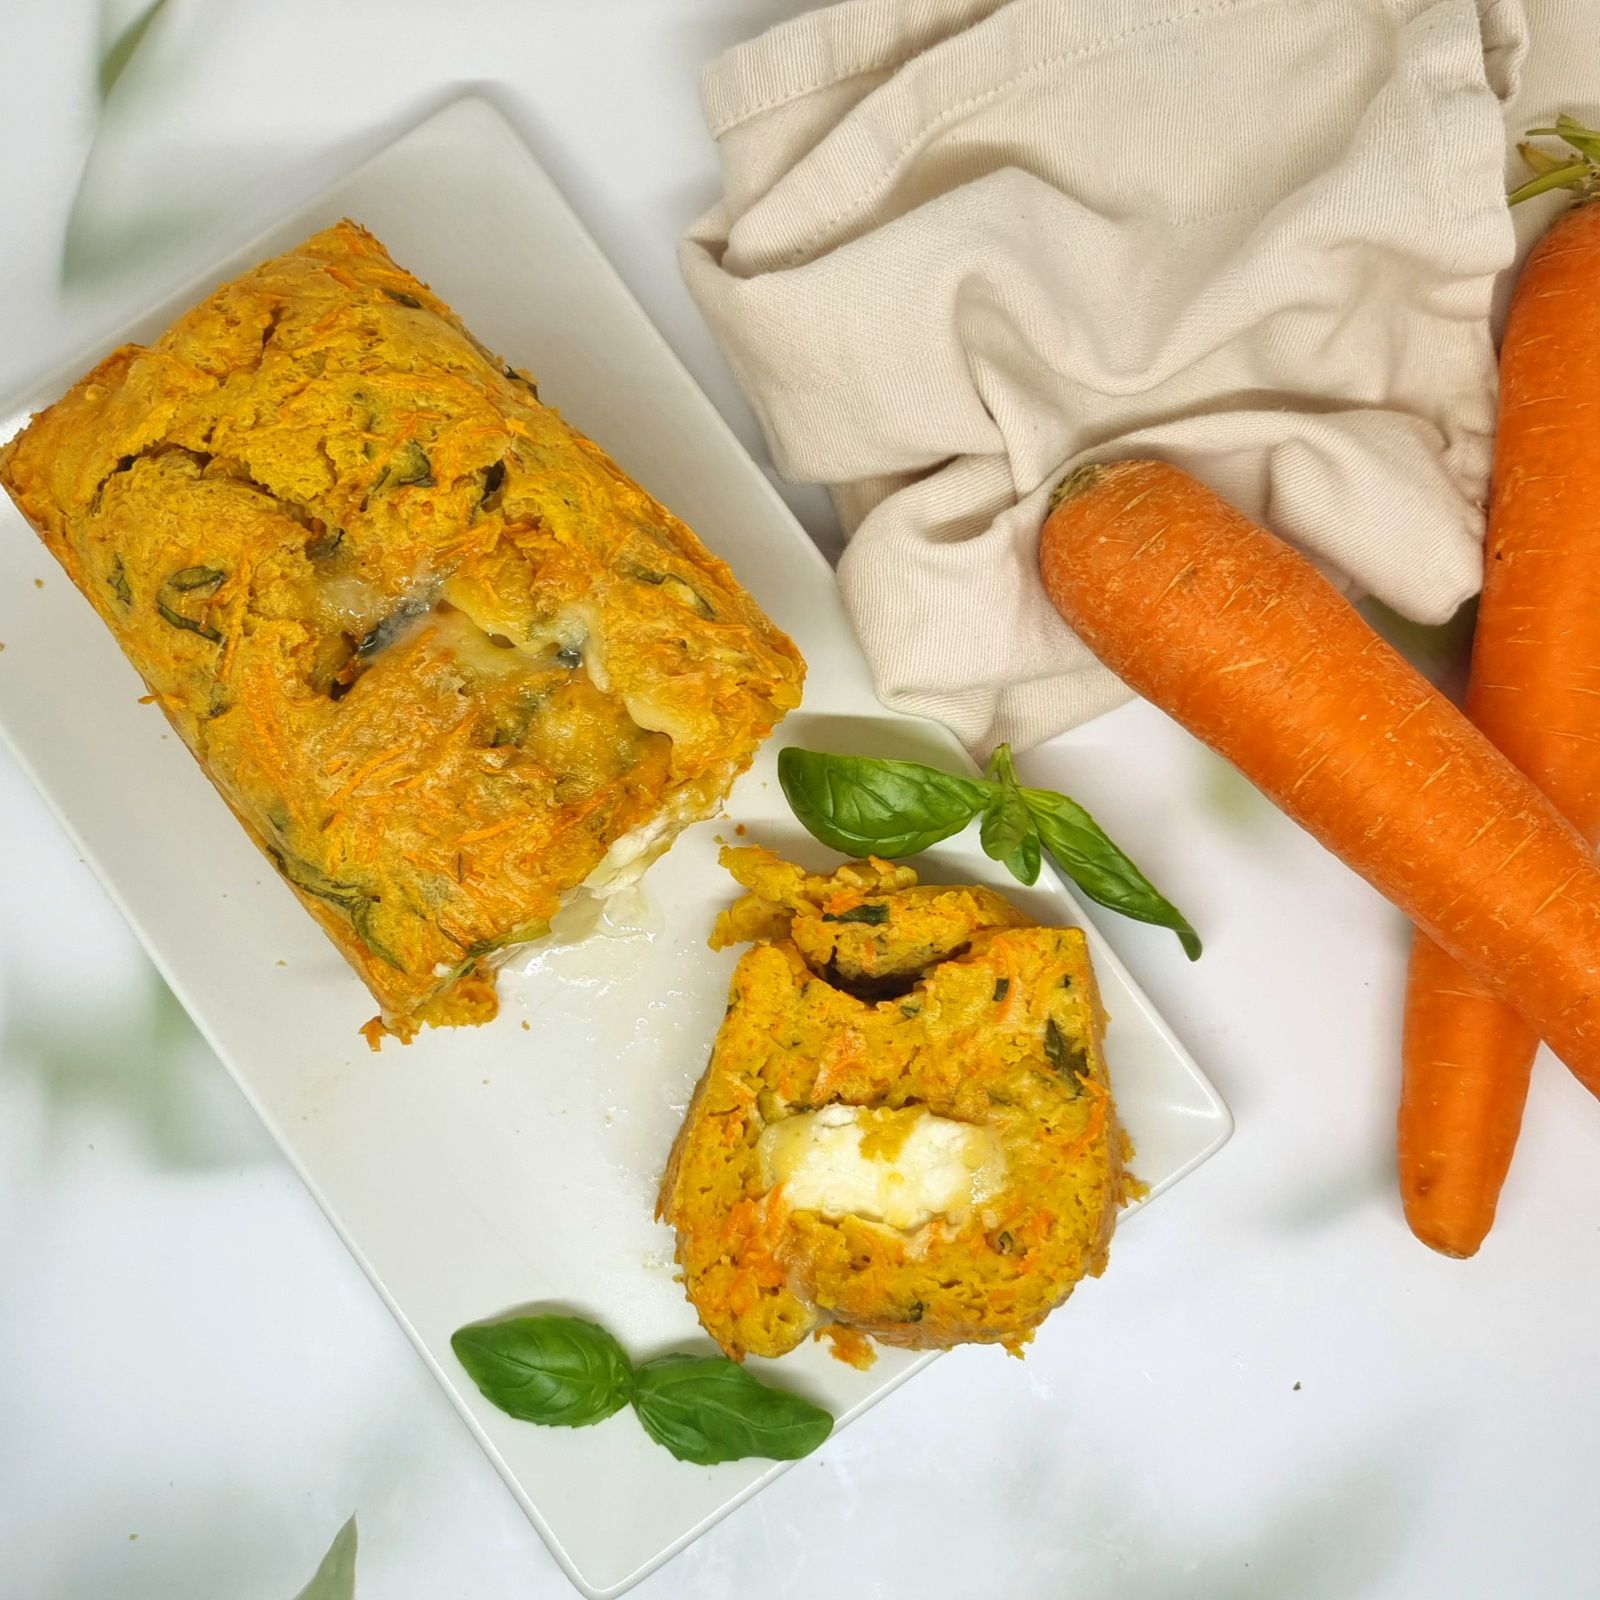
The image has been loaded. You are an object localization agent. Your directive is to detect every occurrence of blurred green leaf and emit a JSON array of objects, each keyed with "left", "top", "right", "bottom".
[
  {"left": 292, "top": 1517, "right": 357, "bottom": 1600},
  {"left": 98, "top": 0, "right": 170, "bottom": 102},
  {"left": 62, "top": 205, "right": 192, "bottom": 287},
  {"left": 1196, "top": 746, "right": 1273, "bottom": 829},
  {"left": 64, "top": 2, "right": 184, "bottom": 285},
  {"left": 3, "top": 963, "right": 264, "bottom": 1170}
]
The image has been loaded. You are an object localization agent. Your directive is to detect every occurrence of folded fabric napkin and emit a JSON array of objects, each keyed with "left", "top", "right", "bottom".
[{"left": 682, "top": 0, "right": 1528, "bottom": 752}]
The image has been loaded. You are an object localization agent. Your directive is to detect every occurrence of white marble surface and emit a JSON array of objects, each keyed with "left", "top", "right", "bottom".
[{"left": 2, "top": 4, "right": 1599, "bottom": 1597}]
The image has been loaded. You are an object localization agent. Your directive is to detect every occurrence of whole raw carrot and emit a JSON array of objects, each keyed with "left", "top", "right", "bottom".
[
  {"left": 1400, "top": 934, "right": 1537, "bottom": 1256},
  {"left": 1049, "top": 134, "right": 1600, "bottom": 1255},
  {"left": 1400, "top": 122, "right": 1600, "bottom": 1256},
  {"left": 1039, "top": 458, "right": 1600, "bottom": 1097}
]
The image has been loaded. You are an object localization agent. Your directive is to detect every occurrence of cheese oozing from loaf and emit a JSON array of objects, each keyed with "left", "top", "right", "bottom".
[{"left": 759, "top": 1105, "right": 1006, "bottom": 1231}]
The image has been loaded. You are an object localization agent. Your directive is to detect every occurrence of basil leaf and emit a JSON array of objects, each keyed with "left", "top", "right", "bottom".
[
  {"left": 1023, "top": 789, "right": 1201, "bottom": 960},
  {"left": 630, "top": 1353, "right": 833, "bottom": 1465},
  {"left": 627, "top": 565, "right": 716, "bottom": 620},
  {"left": 376, "top": 440, "right": 434, "bottom": 490},
  {"left": 985, "top": 743, "right": 1020, "bottom": 788},
  {"left": 155, "top": 565, "right": 228, "bottom": 643},
  {"left": 821, "top": 904, "right": 888, "bottom": 925},
  {"left": 451, "top": 1315, "right": 633, "bottom": 1427},
  {"left": 349, "top": 898, "right": 406, "bottom": 972},
  {"left": 165, "top": 564, "right": 227, "bottom": 593},
  {"left": 98, "top": 0, "right": 170, "bottom": 103},
  {"left": 292, "top": 1516, "right": 357, "bottom": 1600},
  {"left": 355, "top": 587, "right": 439, "bottom": 660},
  {"left": 979, "top": 745, "right": 1042, "bottom": 887},
  {"left": 778, "top": 748, "right": 990, "bottom": 858},
  {"left": 1001, "top": 827, "right": 1041, "bottom": 886},
  {"left": 154, "top": 599, "right": 224, "bottom": 644},
  {"left": 265, "top": 848, "right": 405, "bottom": 970},
  {"left": 305, "top": 526, "right": 345, "bottom": 561},
  {"left": 262, "top": 851, "right": 363, "bottom": 909},
  {"left": 979, "top": 776, "right": 1031, "bottom": 861},
  {"left": 479, "top": 459, "right": 507, "bottom": 510},
  {"left": 1043, "top": 1017, "right": 1087, "bottom": 1092},
  {"left": 504, "top": 363, "right": 540, "bottom": 400}
]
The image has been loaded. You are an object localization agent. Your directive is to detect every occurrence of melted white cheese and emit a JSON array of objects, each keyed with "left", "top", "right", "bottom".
[
  {"left": 582, "top": 768, "right": 732, "bottom": 897},
  {"left": 759, "top": 1105, "right": 1006, "bottom": 1232},
  {"left": 429, "top": 605, "right": 530, "bottom": 676}
]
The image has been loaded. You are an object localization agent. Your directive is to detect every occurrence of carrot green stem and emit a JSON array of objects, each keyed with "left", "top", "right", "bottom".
[
  {"left": 1049, "top": 463, "right": 1102, "bottom": 511},
  {"left": 1529, "top": 116, "right": 1600, "bottom": 162},
  {"left": 1509, "top": 160, "right": 1595, "bottom": 207},
  {"left": 1511, "top": 115, "right": 1600, "bottom": 207}
]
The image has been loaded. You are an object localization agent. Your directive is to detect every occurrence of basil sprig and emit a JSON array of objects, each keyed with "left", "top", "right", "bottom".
[
  {"left": 777, "top": 744, "right": 1201, "bottom": 960},
  {"left": 450, "top": 1313, "right": 833, "bottom": 1465}
]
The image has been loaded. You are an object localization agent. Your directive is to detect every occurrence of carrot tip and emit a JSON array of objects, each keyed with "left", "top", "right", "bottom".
[{"left": 1405, "top": 1217, "right": 1483, "bottom": 1259}]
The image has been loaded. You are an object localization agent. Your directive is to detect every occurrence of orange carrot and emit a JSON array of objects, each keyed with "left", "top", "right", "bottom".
[
  {"left": 1038, "top": 458, "right": 1600, "bottom": 1100},
  {"left": 1399, "top": 934, "right": 1536, "bottom": 1256},
  {"left": 1398, "top": 124, "right": 1600, "bottom": 1256}
]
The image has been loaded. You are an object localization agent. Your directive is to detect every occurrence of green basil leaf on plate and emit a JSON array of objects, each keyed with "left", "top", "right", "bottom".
[
  {"left": 451, "top": 1314, "right": 633, "bottom": 1427},
  {"left": 1000, "top": 826, "right": 1042, "bottom": 886},
  {"left": 979, "top": 744, "right": 1043, "bottom": 886},
  {"left": 778, "top": 748, "right": 989, "bottom": 858},
  {"left": 1022, "top": 788, "right": 1201, "bottom": 959},
  {"left": 630, "top": 1353, "right": 834, "bottom": 1465}
]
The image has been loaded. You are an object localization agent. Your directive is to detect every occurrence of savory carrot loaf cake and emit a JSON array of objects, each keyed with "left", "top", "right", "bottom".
[
  {"left": 0, "top": 221, "right": 804, "bottom": 1038},
  {"left": 658, "top": 848, "right": 1129, "bottom": 1360}
]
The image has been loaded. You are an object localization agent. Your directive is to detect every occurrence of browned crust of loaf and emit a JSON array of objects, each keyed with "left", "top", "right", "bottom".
[
  {"left": 1, "top": 221, "right": 802, "bottom": 1032},
  {"left": 1, "top": 346, "right": 138, "bottom": 566},
  {"left": 657, "top": 1039, "right": 718, "bottom": 1228}
]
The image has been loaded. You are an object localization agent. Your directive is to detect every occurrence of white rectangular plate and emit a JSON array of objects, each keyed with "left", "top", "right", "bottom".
[{"left": 0, "top": 97, "right": 1231, "bottom": 1598}]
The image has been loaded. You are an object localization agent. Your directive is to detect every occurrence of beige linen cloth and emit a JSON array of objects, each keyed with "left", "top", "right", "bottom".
[{"left": 682, "top": 0, "right": 1529, "bottom": 752}]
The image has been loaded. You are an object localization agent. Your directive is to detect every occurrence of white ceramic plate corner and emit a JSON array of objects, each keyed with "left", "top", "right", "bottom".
[{"left": 0, "top": 95, "right": 1230, "bottom": 1599}]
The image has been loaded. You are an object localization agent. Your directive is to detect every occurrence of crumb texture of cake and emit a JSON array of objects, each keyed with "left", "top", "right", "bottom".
[
  {"left": 0, "top": 221, "right": 804, "bottom": 1034},
  {"left": 659, "top": 847, "right": 1129, "bottom": 1359}
]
